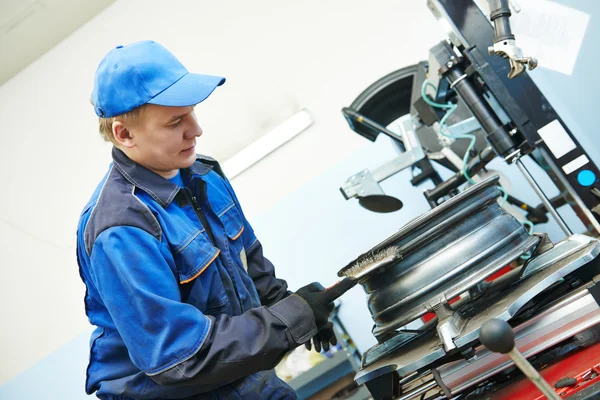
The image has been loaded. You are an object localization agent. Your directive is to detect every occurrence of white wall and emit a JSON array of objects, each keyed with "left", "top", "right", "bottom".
[{"left": 0, "top": 0, "right": 445, "bottom": 386}]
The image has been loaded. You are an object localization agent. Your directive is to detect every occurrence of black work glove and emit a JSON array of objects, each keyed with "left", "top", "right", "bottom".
[
  {"left": 294, "top": 282, "right": 335, "bottom": 331},
  {"left": 305, "top": 322, "right": 338, "bottom": 353}
]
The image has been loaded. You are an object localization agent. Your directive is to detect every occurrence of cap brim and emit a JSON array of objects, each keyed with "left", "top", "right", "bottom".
[{"left": 147, "top": 73, "right": 225, "bottom": 107}]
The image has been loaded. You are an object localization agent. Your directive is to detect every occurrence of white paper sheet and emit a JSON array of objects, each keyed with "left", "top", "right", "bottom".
[{"left": 510, "top": 0, "right": 590, "bottom": 76}]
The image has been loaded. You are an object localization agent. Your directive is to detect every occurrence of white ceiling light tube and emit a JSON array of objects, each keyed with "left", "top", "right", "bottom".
[{"left": 221, "top": 109, "right": 313, "bottom": 180}]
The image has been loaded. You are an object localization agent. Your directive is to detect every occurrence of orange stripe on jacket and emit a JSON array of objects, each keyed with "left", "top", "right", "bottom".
[
  {"left": 231, "top": 226, "right": 244, "bottom": 241},
  {"left": 180, "top": 250, "right": 221, "bottom": 284}
]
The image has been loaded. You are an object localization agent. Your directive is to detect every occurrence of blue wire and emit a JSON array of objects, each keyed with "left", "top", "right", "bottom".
[
  {"left": 520, "top": 220, "right": 534, "bottom": 234},
  {"left": 420, "top": 81, "right": 476, "bottom": 183},
  {"left": 420, "top": 81, "right": 454, "bottom": 110},
  {"left": 421, "top": 80, "right": 520, "bottom": 228},
  {"left": 518, "top": 220, "right": 535, "bottom": 259},
  {"left": 497, "top": 186, "right": 510, "bottom": 208}
]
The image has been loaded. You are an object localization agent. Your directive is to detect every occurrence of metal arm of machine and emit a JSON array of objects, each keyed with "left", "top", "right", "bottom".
[
  {"left": 340, "top": 114, "right": 426, "bottom": 212},
  {"left": 487, "top": 0, "right": 538, "bottom": 78},
  {"left": 424, "top": 146, "right": 496, "bottom": 207}
]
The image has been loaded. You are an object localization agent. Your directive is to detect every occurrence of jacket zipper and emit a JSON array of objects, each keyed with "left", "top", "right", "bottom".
[
  {"left": 184, "top": 187, "right": 216, "bottom": 245},
  {"left": 184, "top": 177, "right": 244, "bottom": 309}
]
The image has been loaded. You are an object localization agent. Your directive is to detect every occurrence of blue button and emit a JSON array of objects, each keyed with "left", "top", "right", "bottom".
[
  {"left": 115, "top": 45, "right": 123, "bottom": 49},
  {"left": 577, "top": 170, "right": 596, "bottom": 187}
]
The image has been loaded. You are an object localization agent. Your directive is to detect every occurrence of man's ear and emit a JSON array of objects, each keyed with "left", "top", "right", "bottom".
[{"left": 112, "top": 121, "right": 135, "bottom": 148}]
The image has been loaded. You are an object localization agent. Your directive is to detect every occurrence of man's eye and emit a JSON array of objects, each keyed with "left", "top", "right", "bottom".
[{"left": 170, "top": 120, "right": 182, "bottom": 128}]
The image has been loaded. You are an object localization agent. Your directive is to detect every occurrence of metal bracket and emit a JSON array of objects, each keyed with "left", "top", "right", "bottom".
[
  {"left": 341, "top": 169, "right": 385, "bottom": 200},
  {"left": 433, "top": 303, "right": 467, "bottom": 352},
  {"left": 445, "top": 117, "right": 481, "bottom": 137}
]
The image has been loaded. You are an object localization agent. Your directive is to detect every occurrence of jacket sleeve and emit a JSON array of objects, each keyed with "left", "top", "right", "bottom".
[
  {"left": 245, "top": 239, "right": 292, "bottom": 307},
  {"left": 221, "top": 177, "right": 292, "bottom": 307},
  {"left": 89, "top": 226, "right": 317, "bottom": 388}
]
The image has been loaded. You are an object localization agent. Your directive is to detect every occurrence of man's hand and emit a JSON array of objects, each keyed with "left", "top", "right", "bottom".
[
  {"left": 294, "top": 282, "right": 335, "bottom": 331},
  {"left": 305, "top": 322, "right": 337, "bottom": 353}
]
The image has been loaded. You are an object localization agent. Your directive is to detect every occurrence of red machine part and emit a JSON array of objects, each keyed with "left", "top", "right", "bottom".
[
  {"left": 422, "top": 266, "right": 514, "bottom": 323},
  {"left": 488, "top": 341, "right": 600, "bottom": 399},
  {"left": 555, "top": 363, "right": 600, "bottom": 398}
]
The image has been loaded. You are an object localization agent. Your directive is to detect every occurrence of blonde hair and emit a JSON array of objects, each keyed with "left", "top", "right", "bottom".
[{"left": 95, "top": 103, "right": 148, "bottom": 144}]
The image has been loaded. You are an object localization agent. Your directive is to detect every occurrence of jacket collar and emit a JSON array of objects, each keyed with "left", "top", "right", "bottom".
[{"left": 112, "top": 147, "right": 213, "bottom": 207}]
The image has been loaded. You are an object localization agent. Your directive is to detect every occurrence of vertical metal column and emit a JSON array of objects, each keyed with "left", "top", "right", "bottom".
[{"left": 516, "top": 159, "right": 572, "bottom": 236}]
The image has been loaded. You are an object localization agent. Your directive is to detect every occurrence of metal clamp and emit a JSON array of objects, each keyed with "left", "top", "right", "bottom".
[{"left": 488, "top": 39, "right": 538, "bottom": 79}]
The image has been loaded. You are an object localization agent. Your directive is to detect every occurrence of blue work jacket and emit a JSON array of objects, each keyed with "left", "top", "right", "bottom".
[{"left": 76, "top": 148, "right": 317, "bottom": 399}]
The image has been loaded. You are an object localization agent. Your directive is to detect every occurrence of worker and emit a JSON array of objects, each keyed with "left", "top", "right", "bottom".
[{"left": 76, "top": 40, "right": 340, "bottom": 400}]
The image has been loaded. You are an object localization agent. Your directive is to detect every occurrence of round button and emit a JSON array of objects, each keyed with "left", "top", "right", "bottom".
[{"left": 577, "top": 169, "right": 596, "bottom": 187}]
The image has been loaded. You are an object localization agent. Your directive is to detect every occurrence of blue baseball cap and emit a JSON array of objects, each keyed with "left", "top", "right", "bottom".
[{"left": 91, "top": 40, "right": 225, "bottom": 117}]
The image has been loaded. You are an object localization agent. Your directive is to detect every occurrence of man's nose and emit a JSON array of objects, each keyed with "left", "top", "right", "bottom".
[{"left": 185, "top": 120, "right": 202, "bottom": 139}]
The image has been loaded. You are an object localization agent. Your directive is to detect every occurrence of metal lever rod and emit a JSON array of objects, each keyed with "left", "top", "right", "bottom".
[
  {"left": 516, "top": 159, "right": 572, "bottom": 236},
  {"left": 480, "top": 319, "right": 561, "bottom": 400},
  {"left": 508, "top": 348, "right": 562, "bottom": 400},
  {"left": 397, "top": 379, "right": 438, "bottom": 400}
]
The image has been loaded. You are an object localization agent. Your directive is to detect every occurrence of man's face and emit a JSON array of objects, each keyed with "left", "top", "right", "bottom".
[{"left": 122, "top": 104, "right": 202, "bottom": 178}]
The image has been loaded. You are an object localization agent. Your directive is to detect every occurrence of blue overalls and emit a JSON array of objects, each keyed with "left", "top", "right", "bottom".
[{"left": 76, "top": 148, "right": 317, "bottom": 399}]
